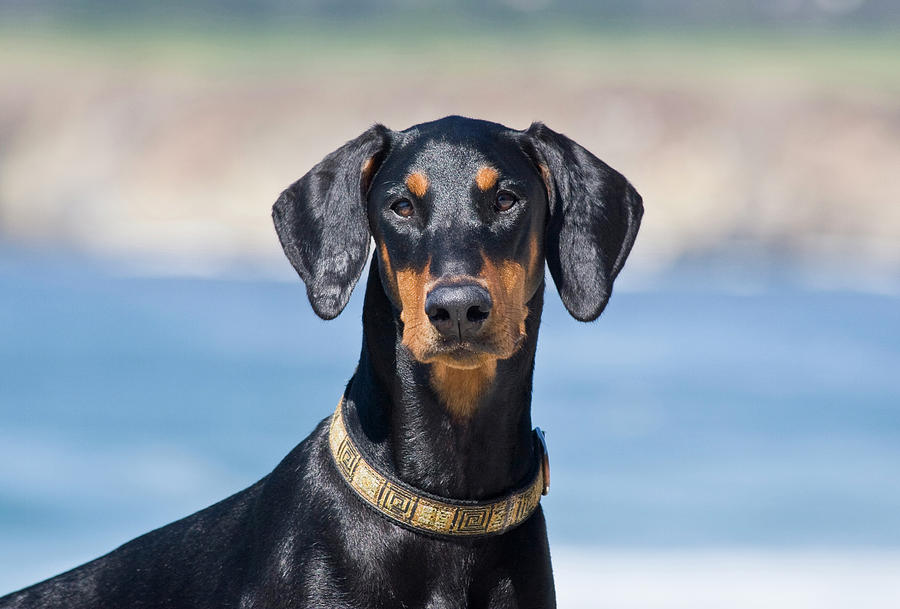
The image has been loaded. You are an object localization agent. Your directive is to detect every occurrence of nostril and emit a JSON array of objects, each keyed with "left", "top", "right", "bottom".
[
  {"left": 466, "top": 305, "right": 489, "bottom": 324},
  {"left": 430, "top": 307, "right": 450, "bottom": 322}
]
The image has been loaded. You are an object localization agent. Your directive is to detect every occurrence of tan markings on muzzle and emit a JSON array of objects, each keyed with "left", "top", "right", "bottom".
[
  {"left": 395, "top": 259, "right": 434, "bottom": 360},
  {"left": 430, "top": 360, "right": 497, "bottom": 420},
  {"left": 428, "top": 253, "right": 529, "bottom": 419},
  {"left": 405, "top": 172, "right": 429, "bottom": 198},
  {"left": 394, "top": 251, "right": 529, "bottom": 419},
  {"left": 479, "top": 253, "right": 529, "bottom": 357},
  {"left": 475, "top": 166, "right": 499, "bottom": 191}
]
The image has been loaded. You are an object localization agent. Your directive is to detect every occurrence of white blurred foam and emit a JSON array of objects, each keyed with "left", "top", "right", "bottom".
[{"left": 553, "top": 548, "right": 900, "bottom": 609}]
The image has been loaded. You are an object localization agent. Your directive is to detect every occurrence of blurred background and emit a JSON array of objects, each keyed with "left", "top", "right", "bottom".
[{"left": 1, "top": 1, "right": 899, "bottom": 607}]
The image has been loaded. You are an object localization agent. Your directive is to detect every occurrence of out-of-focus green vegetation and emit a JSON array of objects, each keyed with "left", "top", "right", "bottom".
[
  {"left": 2, "top": 13, "right": 898, "bottom": 286},
  {"left": 3, "top": 19, "right": 900, "bottom": 90}
]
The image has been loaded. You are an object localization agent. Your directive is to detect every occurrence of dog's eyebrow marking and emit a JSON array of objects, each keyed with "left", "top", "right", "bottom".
[
  {"left": 405, "top": 172, "right": 429, "bottom": 198},
  {"left": 475, "top": 166, "right": 499, "bottom": 191}
]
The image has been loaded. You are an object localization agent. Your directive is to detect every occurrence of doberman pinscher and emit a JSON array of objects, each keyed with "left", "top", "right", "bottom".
[{"left": 1, "top": 116, "right": 642, "bottom": 608}]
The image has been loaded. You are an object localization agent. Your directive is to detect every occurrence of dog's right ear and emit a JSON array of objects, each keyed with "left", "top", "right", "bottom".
[{"left": 273, "top": 125, "right": 391, "bottom": 320}]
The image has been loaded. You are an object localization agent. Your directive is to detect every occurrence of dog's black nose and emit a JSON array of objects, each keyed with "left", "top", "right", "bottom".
[{"left": 425, "top": 283, "right": 492, "bottom": 340}]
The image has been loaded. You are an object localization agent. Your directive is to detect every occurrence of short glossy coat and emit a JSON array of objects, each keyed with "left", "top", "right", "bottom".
[{"left": 2, "top": 116, "right": 642, "bottom": 609}]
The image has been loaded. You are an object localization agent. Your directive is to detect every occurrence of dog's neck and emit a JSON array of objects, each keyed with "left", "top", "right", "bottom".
[{"left": 343, "top": 261, "right": 544, "bottom": 501}]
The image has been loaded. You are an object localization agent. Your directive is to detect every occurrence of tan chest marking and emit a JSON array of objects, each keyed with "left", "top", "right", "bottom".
[{"left": 430, "top": 359, "right": 498, "bottom": 421}]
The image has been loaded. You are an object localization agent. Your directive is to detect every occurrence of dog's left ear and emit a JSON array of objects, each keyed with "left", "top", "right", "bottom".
[
  {"left": 272, "top": 125, "right": 391, "bottom": 319},
  {"left": 524, "top": 122, "right": 643, "bottom": 322}
]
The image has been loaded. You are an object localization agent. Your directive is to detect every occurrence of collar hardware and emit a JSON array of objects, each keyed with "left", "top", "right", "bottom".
[
  {"left": 534, "top": 427, "right": 550, "bottom": 496},
  {"left": 328, "top": 399, "right": 547, "bottom": 538}
]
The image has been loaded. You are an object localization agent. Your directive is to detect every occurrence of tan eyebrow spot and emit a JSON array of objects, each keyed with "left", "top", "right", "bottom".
[
  {"left": 475, "top": 166, "right": 499, "bottom": 191},
  {"left": 405, "top": 172, "right": 429, "bottom": 198}
]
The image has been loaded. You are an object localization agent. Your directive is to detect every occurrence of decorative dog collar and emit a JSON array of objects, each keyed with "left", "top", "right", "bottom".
[{"left": 328, "top": 399, "right": 549, "bottom": 538}]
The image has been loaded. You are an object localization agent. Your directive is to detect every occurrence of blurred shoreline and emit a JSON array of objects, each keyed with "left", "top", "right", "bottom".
[
  {"left": 2, "top": 23, "right": 899, "bottom": 289},
  {"left": 552, "top": 548, "right": 900, "bottom": 609}
]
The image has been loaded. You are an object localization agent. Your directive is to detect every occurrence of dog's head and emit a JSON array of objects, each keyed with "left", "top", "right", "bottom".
[{"left": 273, "top": 116, "right": 642, "bottom": 371}]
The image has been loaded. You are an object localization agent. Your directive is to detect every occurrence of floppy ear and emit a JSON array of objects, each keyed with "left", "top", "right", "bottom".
[
  {"left": 525, "top": 122, "right": 643, "bottom": 322},
  {"left": 272, "top": 125, "right": 391, "bottom": 319}
]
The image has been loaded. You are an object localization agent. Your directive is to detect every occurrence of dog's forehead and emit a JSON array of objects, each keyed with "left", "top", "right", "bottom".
[
  {"left": 387, "top": 117, "right": 526, "bottom": 184},
  {"left": 406, "top": 140, "right": 487, "bottom": 185},
  {"left": 399, "top": 115, "right": 514, "bottom": 145}
]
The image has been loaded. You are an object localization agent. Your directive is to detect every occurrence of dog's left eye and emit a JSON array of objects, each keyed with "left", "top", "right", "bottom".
[
  {"left": 391, "top": 199, "right": 415, "bottom": 218},
  {"left": 495, "top": 192, "right": 518, "bottom": 212}
]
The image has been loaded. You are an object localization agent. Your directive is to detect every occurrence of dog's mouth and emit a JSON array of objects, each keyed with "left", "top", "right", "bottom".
[
  {"left": 424, "top": 339, "right": 496, "bottom": 364},
  {"left": 428, "top": 353, "right": 491, "bottom": 370},
  {"left": 438, "top": 337, "right": 495, "bottom": 353},
  {"left": 417, "top": 332, "right": 525, "bottom": 369}
]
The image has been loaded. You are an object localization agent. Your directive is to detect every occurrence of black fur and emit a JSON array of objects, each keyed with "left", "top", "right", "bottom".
[
  {"left": 1, "top": 116, "right": 642, "bottom": 608},
  {"left": 524, "top": 122, "right": 643, "bottom": 321},
  {"left": 272, "top": 124, "right": 391, "bottom": 319}
]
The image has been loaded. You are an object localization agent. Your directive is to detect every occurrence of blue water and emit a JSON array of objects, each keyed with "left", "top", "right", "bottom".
[{"left": 1, "top": 249, "right": 899, "bottom": 590}]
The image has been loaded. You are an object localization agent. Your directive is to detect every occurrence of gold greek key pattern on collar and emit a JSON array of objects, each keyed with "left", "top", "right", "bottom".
[{"left": 328, "top": 400, "right": 544, "bottom": 537}]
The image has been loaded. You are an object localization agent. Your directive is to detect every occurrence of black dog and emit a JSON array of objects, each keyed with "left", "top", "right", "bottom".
[{"left": 1, "top": 116, "right": 642, "bottom": 608}]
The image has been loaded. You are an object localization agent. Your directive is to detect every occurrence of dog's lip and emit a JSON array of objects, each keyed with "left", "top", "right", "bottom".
[
  {"left": 440, "top": 345, "right": 484, "bottom": 359},
  {"left": 423, "top": 338, "right": 499, "bottom": 361},
  {"left": 434, "top": 337, "right": 493, "bottom": 353},
  {"left": 422, "top": 343, "right": 496, "bottom": 370}
]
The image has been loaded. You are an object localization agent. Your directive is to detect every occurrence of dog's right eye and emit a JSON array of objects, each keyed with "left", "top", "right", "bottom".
[
  {"left": 495, "top": 192, "right": 518, "bottom": 212},
  {"left": 391, "top": 199, "right": 415, "bottom": 218}
]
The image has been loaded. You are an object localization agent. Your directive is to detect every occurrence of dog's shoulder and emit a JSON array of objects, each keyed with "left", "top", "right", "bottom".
[{"left": 0, "top": 417, "right": 336, "bottom": 609}]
